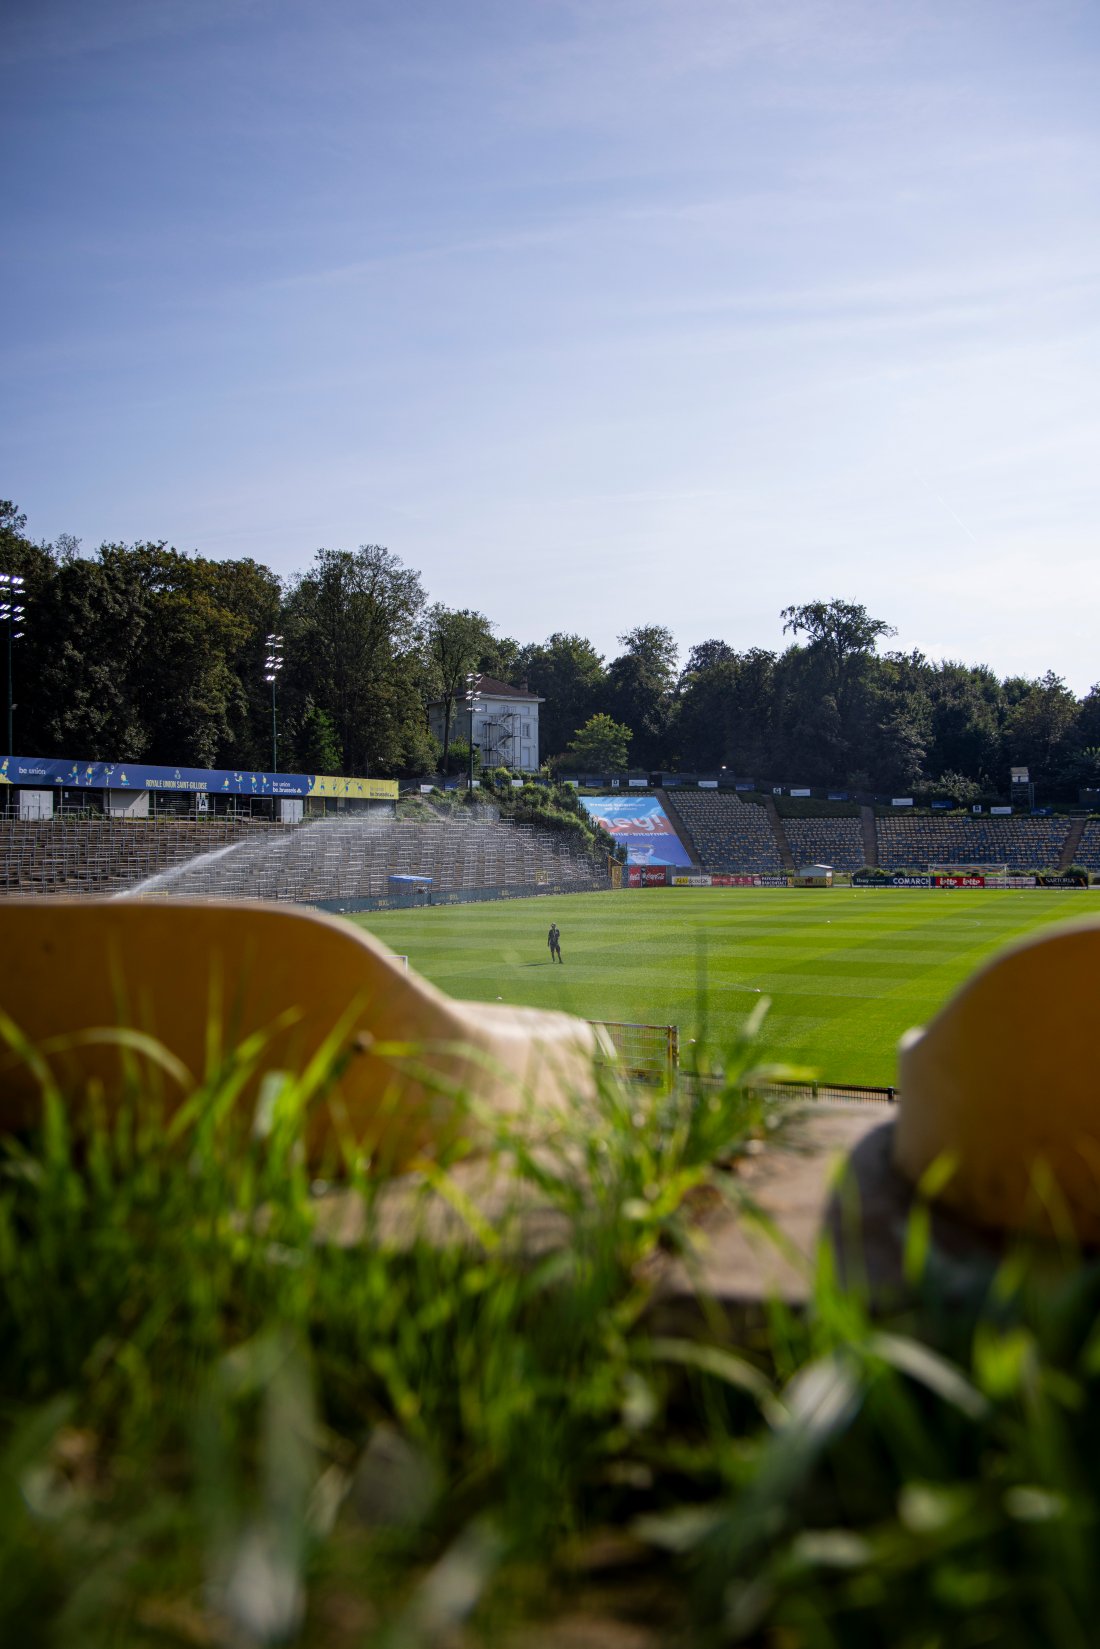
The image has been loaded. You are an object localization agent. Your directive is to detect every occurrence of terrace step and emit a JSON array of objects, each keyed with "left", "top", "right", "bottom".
[
  {"left": 656, "top": 788, "right": 703, "bottom": 868},
  {"left": 763, "top": 795, "right": 797, "bottom": 872},
  {"left": 860, "top": 804, "right": 879, "bottom": 867},
  {"left": 1059, "top": 815, "right": 1086, "bottom": 871}
]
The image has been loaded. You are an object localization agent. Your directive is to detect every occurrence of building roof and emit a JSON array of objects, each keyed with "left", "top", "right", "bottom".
[
  {"left": 428, "top": 675, "right": 543, "bottom": 707},
  {"left": 474, "top": 675, "right": 542, "bottom": 701}
]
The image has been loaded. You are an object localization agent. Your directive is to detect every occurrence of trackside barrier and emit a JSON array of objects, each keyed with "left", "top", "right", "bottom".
[
  {"left": 852, "top": 873, "right": 1089, "bottom": 890},
  {"left": 313, "top": 880, "right": 612, "bottom": 915},
  {"left": 590, "top": 1020, "right": 680, "bottom": 1076},
  {"left": 747, "top": 1079, "right": 896, "bottom": 1104}
]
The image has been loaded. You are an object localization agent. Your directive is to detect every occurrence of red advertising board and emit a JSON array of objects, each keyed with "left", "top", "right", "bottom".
[
  {"left": 627, "top": 866, "right": 669, "bottom": 887},
  {"left": 934, "top": 875, "right": 985, "bottom": 889}
]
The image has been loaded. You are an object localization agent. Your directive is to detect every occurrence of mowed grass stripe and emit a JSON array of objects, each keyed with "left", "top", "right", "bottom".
[{"left": 350, "top": 889, "right": 1094, "bottom": 1086}]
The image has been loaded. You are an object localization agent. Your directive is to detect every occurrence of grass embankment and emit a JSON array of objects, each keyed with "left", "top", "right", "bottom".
[{"left": 353, "top": 889, "right": 1089, "bottom": 1087}]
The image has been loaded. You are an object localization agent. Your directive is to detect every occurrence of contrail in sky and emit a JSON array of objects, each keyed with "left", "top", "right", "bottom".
[{"left": 915, "top": 471, "right": 981, "bottom": 547}]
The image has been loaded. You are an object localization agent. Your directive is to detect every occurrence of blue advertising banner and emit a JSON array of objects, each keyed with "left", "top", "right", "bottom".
[
  {"left": 0, "top": 754, "right": 397, "bottom": 801},
  {"left": 579, "top": 794, "right": 693, "bottom": 867}
]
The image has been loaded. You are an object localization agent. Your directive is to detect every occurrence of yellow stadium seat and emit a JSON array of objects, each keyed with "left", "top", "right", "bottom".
[
  {"left": 0, "top": 899, "right": 599, "bottom": 1170},
  {"left": 894, "top": 916, "right": 1100, "bottom": 1240}
]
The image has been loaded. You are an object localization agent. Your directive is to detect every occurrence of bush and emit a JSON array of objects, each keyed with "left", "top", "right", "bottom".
[{"left": 490, "top": 779, "right": 613, "bottom": 861}]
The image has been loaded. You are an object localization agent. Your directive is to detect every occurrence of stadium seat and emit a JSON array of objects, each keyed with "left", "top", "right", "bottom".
[
  {"left": 784, "top": 817, "right": 864, "bottom": 872},
  {"left": 1077, "top": 818, "right": 1100, "bottom": 871},
  {"left": 0, "top": 899, "right": 600, "bottom": 1170},
  {"left": 894, "top": 916, "right": 1100, "bottom": 1240},
  {"left": 0, "top": 812, "right": 608, "bottom": 901},
  {"left": 671, "top": 793, "right": 782, "bottom": 873},
  {"left": 876, "top": 814, "right": 1070, "bottom": 872}
]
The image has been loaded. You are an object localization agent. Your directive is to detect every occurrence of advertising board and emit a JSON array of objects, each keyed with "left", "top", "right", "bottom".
[
  {"left": 626, "top": 865, "right": 670, "bottom": 887},
  {"left": 756, "top": 874, "right": 793, "bottom": 887},
  {"left": 935, "top": 875, "right": 986, "bottom": 888},
  {"left": 579, "top": 794, "right": 693, "bottom": 867},
  {"left": 0, "top": 754, "right": 397, "bottom": 801},
  {"left": 853, "top": 873, "right": 932, "bottom": 887},
  {"left": 671, "top": 874, "right": 712, "bottom": 886}
]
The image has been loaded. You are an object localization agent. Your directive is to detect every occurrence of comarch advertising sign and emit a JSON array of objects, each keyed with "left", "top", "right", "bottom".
[
  {"left": 0, "top": 754, "right": 397, "bottom": 801},
  {"left": 579, "top": 793, "right": 692, "bottom": 867}
]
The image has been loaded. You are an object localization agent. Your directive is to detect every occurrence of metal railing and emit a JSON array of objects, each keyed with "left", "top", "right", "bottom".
[
  {"left": 590, "top": 1020, "right": 680, "bottom": 1076},
  {"left": 746, "top": 1078, "right": 896, "bottom": 1104}
]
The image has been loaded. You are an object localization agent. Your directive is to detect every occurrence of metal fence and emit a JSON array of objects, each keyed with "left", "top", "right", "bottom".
[
  {"left": 590, "top": 1020, "right": 680, "bottom": 1076},
  {"left": 745, "top": 1079, "right": 896, "bottom": 1104}
]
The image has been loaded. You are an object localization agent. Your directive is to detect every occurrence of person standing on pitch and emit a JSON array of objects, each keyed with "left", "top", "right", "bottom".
[{"left": 547, "top": 922, "right": 563, "bottom": 963}]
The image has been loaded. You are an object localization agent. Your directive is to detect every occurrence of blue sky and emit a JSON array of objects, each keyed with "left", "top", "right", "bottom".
[{"left": 3, "top": 0, "right": 1098, "bottom": 689}]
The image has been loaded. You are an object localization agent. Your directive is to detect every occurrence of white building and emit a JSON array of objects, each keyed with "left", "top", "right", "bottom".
[{"left": 427, "top": 676, "right": 543, "bottom": 773}]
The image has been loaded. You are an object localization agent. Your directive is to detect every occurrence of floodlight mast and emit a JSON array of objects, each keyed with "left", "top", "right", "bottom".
[
  {"left": 264, "top": 633, "right": 284, "bottom": 773},
  {"left": 0, "top": 573, "right": 26, "bottom": 754},
  {"left": 464, "top": 672, "right": 482, "bottom": 791}
]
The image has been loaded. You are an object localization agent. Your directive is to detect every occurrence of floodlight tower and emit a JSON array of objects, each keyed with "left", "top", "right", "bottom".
[
  {"left": 0, "top": 573, "right": 26, "bottom": 753},
  {"left": 464, "top": 672, "right": 482, "bottom": 790},
  {"left": 264, "top": 634, "right": 284, "bottom": 772}
]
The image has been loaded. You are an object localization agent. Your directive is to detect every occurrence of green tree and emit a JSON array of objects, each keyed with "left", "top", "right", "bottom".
[
  {"left": 1056, "top": 683, "right": 1100, "bottom": 795},
  {"left": 1003, "top": 670, "right": 1078, "bottom": 789},
  {"left": 444, "top": 736, "right": 480, "bottom": 778},
  {"left": 678, "top": 639, "right": 735, "bottom": 683},
  {"left": 282, "top": 545, "right": 427, "bottom": 776},
  {"left": 1, "top": 504, "right": 61, "bottom": 754},
  {"left": 934, "top": 770, "right": 982, "bottom": 804},
  {"left": 870, "top": 651, "right": 931, "bottom": 792},
  {"left": 21, "top": 540, "right": 282, "bottom": 768},
  {"left": 30, "top": 550, "right": 154, "bottom": 760},
  {"left": 1072, "top": 684, "right": 1100, "bottom": 750},
  {"left": 424, "top": 605, "right": 498, "bottom": 774},
  {"left": 476, "top": 632, "right": 523, "bottom": 682},
  {"left": 565, "top": 713, "right": 632, "bottom": 773},
  {"left": 294, "top": 702, "right": 343, "bottom": 774},
  {"left": 606, "top": 625, "right": 678, "bottom": 768},
  {"left": 783, "top": 599, "right": 894, "bottom": 718},
  {"left": 516, "top": 633, "right": 607, "bottom": 763},
  {"left": 926, "top": 663, "right": 1004, "bottom": 790}
]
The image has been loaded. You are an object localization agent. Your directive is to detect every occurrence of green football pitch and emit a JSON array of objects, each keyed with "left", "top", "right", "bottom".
[{"left": 350, "top": 888, "right": 1095, "bottom": 1087}]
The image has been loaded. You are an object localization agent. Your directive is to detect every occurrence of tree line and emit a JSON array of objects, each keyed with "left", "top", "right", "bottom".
[{"left": 2, "top": 502, "right": 1097, "bottom": 797}]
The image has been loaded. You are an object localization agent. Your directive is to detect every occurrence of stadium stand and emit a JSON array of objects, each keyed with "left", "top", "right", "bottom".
[
  {"left": 875, "top": 814, "right": 1071, "bottom": 871},
  {"left": 0, "top": 813, "right": 607, "bottom": 901},
  {"left": 0, "top": 818, "right": 273, "bottom": 898},
  {"left": 1076, "top": 817, "right": 1100, "bottom": 872},
  {"left": 670, "top": 792, "right": 783, "bottom": 873},
  {"left": 784, "top": 817, "right": 866, "bottom": 873}
]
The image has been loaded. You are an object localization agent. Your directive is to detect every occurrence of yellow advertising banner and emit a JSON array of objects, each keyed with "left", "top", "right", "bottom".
[{"left": 307, "top": 774, "right": 399, "bottom": 800}]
